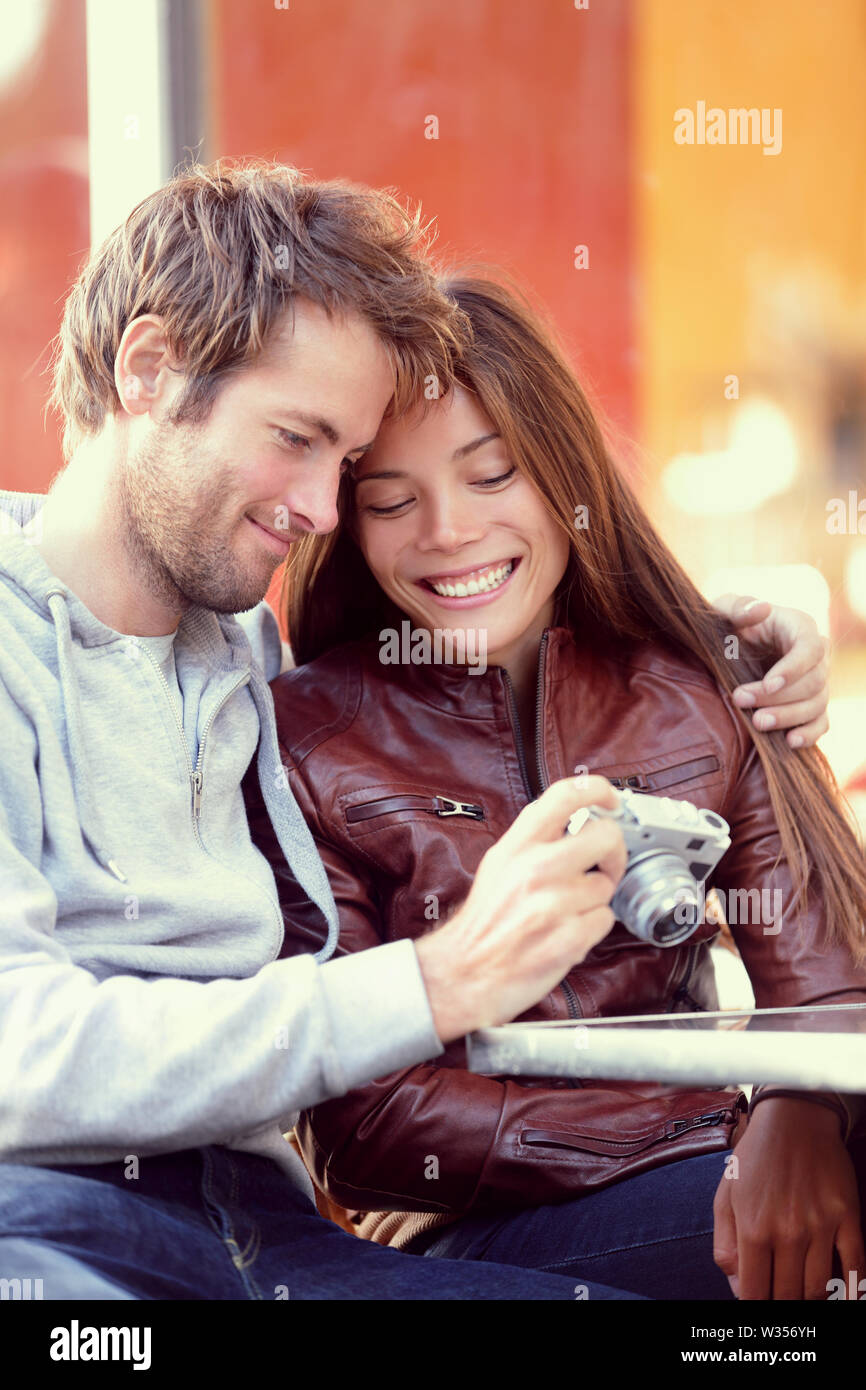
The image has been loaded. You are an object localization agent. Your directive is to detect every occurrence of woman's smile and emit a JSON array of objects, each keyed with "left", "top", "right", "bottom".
[{"left": 417, "top": 556, "right": 521, "bottom": 605}]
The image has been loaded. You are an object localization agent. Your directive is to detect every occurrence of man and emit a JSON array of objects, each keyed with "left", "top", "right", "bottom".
[{"left": 0, "top": 160, "right": 829, "bottom": 1300}]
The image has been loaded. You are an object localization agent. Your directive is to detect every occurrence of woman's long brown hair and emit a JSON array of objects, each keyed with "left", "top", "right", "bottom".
[{"left": 282, "top": 273, "right": 866, "bottom": 964}]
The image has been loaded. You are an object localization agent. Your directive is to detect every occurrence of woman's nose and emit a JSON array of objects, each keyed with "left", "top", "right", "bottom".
[{"left": 418, "top": 496, "right": 484, "bottom": 552}]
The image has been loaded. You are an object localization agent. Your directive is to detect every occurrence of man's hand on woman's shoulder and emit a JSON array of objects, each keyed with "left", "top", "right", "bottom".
[{"left": 712, "top": 593, "right": 830, "bottom": 749}]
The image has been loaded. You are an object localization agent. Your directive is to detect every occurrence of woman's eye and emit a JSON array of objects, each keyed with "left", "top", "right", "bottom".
[
  {"left": 474, "top": 467, "right": 517, "bottom": 488},
  {"left": 366, "top": 498, "right": 411, "bottom": 516}
]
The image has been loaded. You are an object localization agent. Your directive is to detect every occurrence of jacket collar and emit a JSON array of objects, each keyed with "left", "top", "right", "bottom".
[{"left": 359, "top": 622, "right": 587, "bottom": 716}]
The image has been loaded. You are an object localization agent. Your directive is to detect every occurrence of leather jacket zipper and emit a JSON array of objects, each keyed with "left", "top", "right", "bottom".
[
  {"left": 607, "top": 754, "right": 721, "bottom": 793},
  {"left": 534, "top": 630, "right": 550, "bottom": 792},
  {"left": 501, "top": 669, "right": 533, "bottom": 799},
  {"left": 666, "top": 1109, "right": 726, "bottom": 1136},
  {"left": 523, "top": 1104, "right": 733, "bottom": 1154},
  {"left": 501, "top": 630, "right": 551, "bottom": 801},
  {"left": 561, "top": 976, "right": 581, "bottom": 1018},
  {"left": 346, "top": 794, "right": 485, "bottom": 824},
  {"left": 672, "top": 940, "right": 705, "bottom": 1011}
]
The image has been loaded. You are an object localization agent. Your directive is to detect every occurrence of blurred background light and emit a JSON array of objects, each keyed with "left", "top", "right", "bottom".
[
  {"left": 662, "top": 399, "right": 799, "bottom": 516},
  {"left": 0, "top": 0, "right": 49, "bottom": 91},
  {"left": 705, "top": 564, "right": 831, "bottom": 633},
  {"left": 85, "top": 0, "right": 170, "bottom": 247},
  {"left": 845, "top": 545, "right": 866, "bottom": 622}
]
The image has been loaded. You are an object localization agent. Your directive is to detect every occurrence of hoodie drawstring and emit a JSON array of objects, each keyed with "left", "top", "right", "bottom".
[
  {"left": 247, "top": 662, "right": 339, "bottom": 964},
  {"left": 46, "top": 588, "right": 128, "bottom": 883}
]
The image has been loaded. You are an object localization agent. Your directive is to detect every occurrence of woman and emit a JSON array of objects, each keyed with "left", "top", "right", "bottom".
[{"left": 246, "top": 277, "right": 866, "bottom": 1300}]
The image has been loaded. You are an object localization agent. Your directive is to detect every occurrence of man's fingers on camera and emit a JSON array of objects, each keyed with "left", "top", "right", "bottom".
[
  {"left": 573, "top": 868, "right": 618, "bottom": 914},
  {"left": 507, "top": 775, "right": 618, "bottom": 850},
  {"left": 562, "top": 815, "right": 627, "bottom": 884},
  {"left": 563, "top": 904, "right": 617, "bottom": 960}
]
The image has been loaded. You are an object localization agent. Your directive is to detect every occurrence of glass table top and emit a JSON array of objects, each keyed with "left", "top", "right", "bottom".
[{"left": 466, "top": 1003, "right": 866, "bottom": 1091}]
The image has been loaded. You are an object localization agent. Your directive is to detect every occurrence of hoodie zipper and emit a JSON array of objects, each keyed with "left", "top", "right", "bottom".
[{"left": 134, "top": 642, "right": 250, "bottom": 846}]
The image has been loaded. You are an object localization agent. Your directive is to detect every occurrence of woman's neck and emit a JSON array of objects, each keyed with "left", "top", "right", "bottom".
[{"left": 492, "top": 600, "right": 555, "bottom": 710}]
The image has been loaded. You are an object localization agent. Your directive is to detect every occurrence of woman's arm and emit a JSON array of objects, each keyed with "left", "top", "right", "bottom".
[{"left": 708, "top": 714, "right": 866, "bottom": 1299}]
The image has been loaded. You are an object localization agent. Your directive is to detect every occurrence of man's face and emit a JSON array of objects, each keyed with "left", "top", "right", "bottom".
[{"left": 117, "top": 296, "right": 395, "bottom": 615}]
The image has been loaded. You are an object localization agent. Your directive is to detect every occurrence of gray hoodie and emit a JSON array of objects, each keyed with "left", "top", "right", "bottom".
[{"left": 0, "top": 491, "right": 443, "bottom": 1199}]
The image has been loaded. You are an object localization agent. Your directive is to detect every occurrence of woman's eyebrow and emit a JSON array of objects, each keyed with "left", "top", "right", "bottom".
[
  {"left": 452, "top": 432, "right": 500, "bottom": 460},
  {"left": 356, "top": 433, "right": 502, "bottom": 483},
  {"left": 354, "top": 468, "right": 405, "bottom": 483}
]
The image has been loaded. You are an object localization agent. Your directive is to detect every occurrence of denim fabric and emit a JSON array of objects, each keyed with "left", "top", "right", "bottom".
[
  {"left": 412, "top": 1136, "right": 866, "bottom": 1301},
  {"left": 0, "top": 1146, "right": 643, "bottom": 1301}
]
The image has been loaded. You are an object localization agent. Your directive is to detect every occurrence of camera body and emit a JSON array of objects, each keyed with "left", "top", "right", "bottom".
[{"left": 566, "top": 787, "right": 731, "bottom": 947}]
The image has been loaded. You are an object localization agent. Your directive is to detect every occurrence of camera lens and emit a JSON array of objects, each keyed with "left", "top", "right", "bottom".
[
  {"left": 611, "top": 852, "right": 703, "bottom": 947},
  {"left": 653, "top": 903, "right": 698, "bottom": 944}
]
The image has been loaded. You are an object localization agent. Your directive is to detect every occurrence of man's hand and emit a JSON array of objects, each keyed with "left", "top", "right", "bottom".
[
  {"left": 415, "top": 776, "right": 626, "bottom": 1044},
  {"left": 713, "top": 1098, "right": 864, "bottom": 1299},
  {"left": 712, "top": 594, "right": 830, "bottom": 748}
]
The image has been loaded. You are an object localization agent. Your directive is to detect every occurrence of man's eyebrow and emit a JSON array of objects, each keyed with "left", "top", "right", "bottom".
[
  {"left": 278, "top": 410, "right": 376, "bottom": 454},
  {"left": 355, "top": 433, "right": 502, "bottom": 483}
]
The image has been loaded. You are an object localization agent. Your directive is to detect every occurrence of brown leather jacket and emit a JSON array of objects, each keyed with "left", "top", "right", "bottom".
[{"left": 244, "top": 624, "right": 866, "bottom": 1250}]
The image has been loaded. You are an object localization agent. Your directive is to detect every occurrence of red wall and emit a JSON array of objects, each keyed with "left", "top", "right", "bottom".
[
  {"left": 210, "top": 0, "right": 636, "bottom": 438},
  {"left": 2, "top": 1, "right": 636, "bottom": 500},
  {"left": 0, "top": 0, "right": 89, "bottom": 493}
]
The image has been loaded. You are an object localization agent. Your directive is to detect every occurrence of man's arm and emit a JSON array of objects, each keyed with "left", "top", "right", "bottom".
[{"left": 0, "top": 687, "right": 445, "bottom": 1163}]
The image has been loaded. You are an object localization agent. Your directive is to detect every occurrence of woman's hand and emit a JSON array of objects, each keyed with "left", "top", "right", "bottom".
[
  {"left": 713, "top": 1098, "right": 865, "bottom": 1299},
  {"left": 712, "top": 594, "right": 830, "bottom": 748}
]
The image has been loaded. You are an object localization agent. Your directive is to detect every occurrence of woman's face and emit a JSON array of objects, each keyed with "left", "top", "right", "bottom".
[{"left": 352, "top": 385, "right": 571, "bottom": 667}]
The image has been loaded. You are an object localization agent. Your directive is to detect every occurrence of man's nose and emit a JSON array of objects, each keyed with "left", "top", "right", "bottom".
[{"left": 285, "top": 464, "right": 342, "bottom": 537}]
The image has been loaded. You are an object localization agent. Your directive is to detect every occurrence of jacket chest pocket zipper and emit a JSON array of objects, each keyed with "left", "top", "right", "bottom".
[
  {"left": 608, "top": 754, "right": 720, "bottom": 793},
  {"left": 346, "top": 794, "right": 485, "bottom": 824}
]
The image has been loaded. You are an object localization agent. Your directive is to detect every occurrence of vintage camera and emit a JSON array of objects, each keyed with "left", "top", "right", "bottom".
[{"left": 565, "top": 787, "right": 731, "bottom": 947}]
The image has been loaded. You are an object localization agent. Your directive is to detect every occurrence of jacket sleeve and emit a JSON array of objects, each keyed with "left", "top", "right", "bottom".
[
  {"left": 709, "top": 717, "right": 866, "bottom": 1139},
  {"left": 263, "top": 751, "right": 744, "bottom": 1215},
  {"left": 0, "top": 680, "right": 443, "bottom": 1166},
  {"left": 711, "top": 732, "right": 866, "bottom": 1008}
]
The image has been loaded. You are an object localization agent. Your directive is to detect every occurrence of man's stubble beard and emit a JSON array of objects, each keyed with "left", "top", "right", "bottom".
[{"left": 116, "top": 423, "right": 276, "bottom": 617}]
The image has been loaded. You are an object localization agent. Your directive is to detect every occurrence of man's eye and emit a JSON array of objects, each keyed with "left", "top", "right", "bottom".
[
  {"left": 277, "top": 430, "right": 311, "bottom": 450},
  {"left": 474, "top": 467, "right": 517, "bottom": 488}
]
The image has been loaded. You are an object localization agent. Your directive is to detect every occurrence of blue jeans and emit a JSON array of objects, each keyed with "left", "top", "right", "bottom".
[
  {"left": 412, "top": 1135, "right": 866, "bottom": 1301},
  {"left": 0, "top": 1146, "right": 643, "bottom": 1301}
]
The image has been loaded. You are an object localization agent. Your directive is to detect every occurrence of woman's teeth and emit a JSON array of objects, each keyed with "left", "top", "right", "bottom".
[{"left": 428, "top": 560, "right": 514, "bottom": 598}]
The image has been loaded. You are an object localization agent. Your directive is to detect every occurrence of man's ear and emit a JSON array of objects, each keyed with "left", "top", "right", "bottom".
[{"left": 114, "top": 315, "right": 182, "bottom": 418}]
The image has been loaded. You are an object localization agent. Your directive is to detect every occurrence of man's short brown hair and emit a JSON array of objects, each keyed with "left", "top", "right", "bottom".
[{"left": 50, "top": 158, "right": 467, "bottom": 458}]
